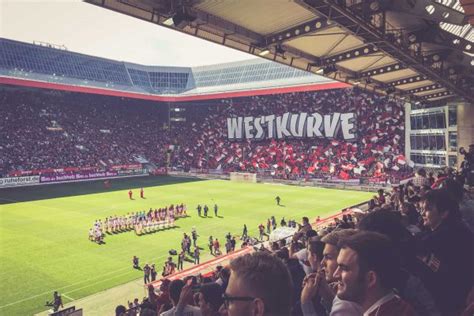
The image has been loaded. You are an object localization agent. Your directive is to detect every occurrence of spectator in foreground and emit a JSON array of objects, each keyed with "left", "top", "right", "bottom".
[
  {"left": 357, "top": 209, "right": 441, "bottom": 316},
  {"left": 301, "top": 229, "right": 361, "bottom": 315},
  {"left": 417, "top": 189, "right": 473, "bottom": 315},
  {"left": 160, "top": 279, "right": 201, "bottom": 316},
  {"left": 156, "top": 279, "right": 172, "bottom": 313},
  {"left": 220, "top": 251, "right": 293, "bottom": 316},
  {"left": 197, "top": 282, "right": 224, "bottom": 316},
  {"left": 115, "top": 305, "right": 127, "bottom": 316},
  {"left": 334, "top": 231, "right": 415, "bottom": 315}
]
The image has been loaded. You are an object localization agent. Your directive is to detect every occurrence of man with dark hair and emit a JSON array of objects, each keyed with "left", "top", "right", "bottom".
[
  {"left": 413, "top": 168, "right": 430, "bottom": 188},
  {"left": 161, "top": 279, "right": 201, "bottom": 316},
  {"left": 144, "top": 263, "right": 151, "bottom": 284},
  {"left": 334, "top": 231, "right": 415, "bottom": 315},
  {"left": 192, "top": 228, "right": 198, "bottom": 247},
  {"left": 301, "top": 229, "right": 361, "bottom": 315},
  {"left": 242, "top": 224, "right": 248, "bottom": 239},
  {"left": 49, "top": 291, "right": 63, "bottom": 312},
  {"left": 177, "top": 251, "right": 185, "bottom": 271},
  {"left": 220, "top": 252, "right": 293, "bottom": 316},
  {"left": 156, "top": 279, "right": 172, "bottom": 313},
  {"left": 417, "top": 189, "right": 473, "bottom": 315},
  {"left": 373, "top": 189, "right": 386, "bottom": 206},
  {"left": 151, "top": 264, "right": 157, "bottom": 282},
  {"left": 133, "top": 256, "right": 139, "bottom": 269},
  {"left": 357, "top": 209, "right": 441, "bottom": 316},
  {"left": 213, "top": 238, "right": 221, "bottom": 256},
  {"left": 115, "top": 304, "right": 127, "bottom": 316},
  {"left": 306, "top": 239, "right": 325, "bottom": 273},
  {"left": 208, "top": 236, "right": 213, "bottom": 255},
  {"left": 197, "top": 282, "right": 224, "bottom": 316},
  {"left": 194, "top": 246, "right": 200, "bottom": 264}
]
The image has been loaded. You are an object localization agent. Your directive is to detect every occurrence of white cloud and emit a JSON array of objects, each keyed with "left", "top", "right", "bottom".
[{"left": 0, "top": 0, "right": 255, "bottom": 66}]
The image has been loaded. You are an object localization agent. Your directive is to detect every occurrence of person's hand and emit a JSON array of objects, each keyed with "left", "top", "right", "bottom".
[
  {"left": 193, "top": 292, "right": 200, "bottom": 306},
  {"left": 317, "top": 269, "right": 335, "bottom": 303},
  {"left": 301, "top": 273, "right": 320, "bottom": 304}
]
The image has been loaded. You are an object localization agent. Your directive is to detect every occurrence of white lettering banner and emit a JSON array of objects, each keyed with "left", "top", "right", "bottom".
[
  {"left": 0, "top": 176, "right": 40, "bottom": 188},
  {"left": 227, "top": 112, "right": 356, "bottom": 141}
]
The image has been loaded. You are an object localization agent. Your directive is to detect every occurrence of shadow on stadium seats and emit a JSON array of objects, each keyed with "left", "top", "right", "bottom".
[{"left": 0, "top": 175, "right": 205, "bottom": 204}]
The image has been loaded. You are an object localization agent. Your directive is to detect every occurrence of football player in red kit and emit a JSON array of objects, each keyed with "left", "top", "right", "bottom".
[
  {"left": 128, "top": 190, "right": 133, "bottom": 200},
  {"left": 140, "top": 188, "right": 144, "bottom": 198}
]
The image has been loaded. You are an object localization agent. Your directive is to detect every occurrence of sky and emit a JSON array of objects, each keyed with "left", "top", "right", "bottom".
[{"left": 0, "top": 0, "right": 255, "bottom": 67}]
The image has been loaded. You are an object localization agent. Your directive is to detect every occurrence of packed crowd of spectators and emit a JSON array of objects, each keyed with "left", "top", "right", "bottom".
[
  {"left": 171, "top": 87, "right": 411, "bottom": 180},
  {"left": 116, "top": 168, "right": 473, "bottom": 316},
  {"left": 0, "top": 88, "right": 170, "bottom": 176},
  {"left": 1, "top": 86, "right": 411, "bottom": 180}
]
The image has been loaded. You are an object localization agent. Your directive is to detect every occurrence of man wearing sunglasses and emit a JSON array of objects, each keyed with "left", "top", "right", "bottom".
[{"left": 220, "top": 252, "right": 293, "bottom": 316}]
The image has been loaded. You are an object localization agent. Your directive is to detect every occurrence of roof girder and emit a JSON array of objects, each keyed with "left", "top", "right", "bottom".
[{"left": 300, "top": 0, "right": 472, "bottom": 102}]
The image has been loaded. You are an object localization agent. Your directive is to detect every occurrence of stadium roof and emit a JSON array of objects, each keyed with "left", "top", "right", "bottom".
[
  {"left": 85, "top": 0, "right": 474, "bottom": 104},
  {"left": 0, "top": 37, "right": 344, "bottom": 100}
]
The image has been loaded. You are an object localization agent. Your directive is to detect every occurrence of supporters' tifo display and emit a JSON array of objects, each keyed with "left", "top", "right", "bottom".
[
  {"left": 0, "top": 86, "right": 411, "bottom": 180},
  {"left": 172, "top": 88, "right": 409, "bottom": 180}
]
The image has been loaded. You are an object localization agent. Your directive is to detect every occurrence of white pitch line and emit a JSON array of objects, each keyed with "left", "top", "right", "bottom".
[
  {"left": 0, "top": 252, "right": 168, "bottom": 310},
  {"left": 0, "top": 196, "right": 319, "bottom": 310},
  {"left": 62, "top": 294, "right": 74, "bottom": 301}
]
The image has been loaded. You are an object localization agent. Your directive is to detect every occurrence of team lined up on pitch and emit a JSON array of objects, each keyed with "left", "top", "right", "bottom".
[{"left": 88, "top": 203, "right": 188, "bottom": 243}]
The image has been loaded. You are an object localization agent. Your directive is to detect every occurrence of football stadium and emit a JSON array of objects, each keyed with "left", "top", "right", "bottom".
[{"left": 0, "top": 1, "right": 473, "bottom": 316}]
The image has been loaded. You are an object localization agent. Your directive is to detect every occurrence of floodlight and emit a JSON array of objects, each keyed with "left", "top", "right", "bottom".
[{"left": 163, "top": 17, "right": 174, "bottom": 26}]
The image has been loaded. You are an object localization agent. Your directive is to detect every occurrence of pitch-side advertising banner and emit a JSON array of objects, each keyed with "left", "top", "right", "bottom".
[
  {"left": 0, "top": 176, "right": 40, "bottom": 188},
  {"left": 227, "top": 112, "right": 356, "bottom": 141},
  {"left": 40, "top": 171, "right": 119, "bottom": 183}
]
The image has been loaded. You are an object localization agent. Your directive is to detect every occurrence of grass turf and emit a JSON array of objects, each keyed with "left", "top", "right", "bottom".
[{"left": 0, "top": 176, "right": 373, "bottom": 315}]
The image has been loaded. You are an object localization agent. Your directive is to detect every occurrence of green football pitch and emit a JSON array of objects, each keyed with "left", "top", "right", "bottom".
[{"left": 0, "top": 176, "right": 373, "bottom": 315}]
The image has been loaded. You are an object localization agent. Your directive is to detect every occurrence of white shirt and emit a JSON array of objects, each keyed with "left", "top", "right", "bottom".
[
  {"left": 160, "top": 305, "right": 202, "bottom": 316},
  {"left": 363, "top": 292, "right": 396, "bottom": 316},
  {"left": 294, "top": 249, "right": 313, "bottom": 275}
]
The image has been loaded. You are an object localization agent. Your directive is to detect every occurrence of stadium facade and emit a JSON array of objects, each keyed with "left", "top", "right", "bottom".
[{"left": 407, "top": 103, "right": 459, "bottom": 169}]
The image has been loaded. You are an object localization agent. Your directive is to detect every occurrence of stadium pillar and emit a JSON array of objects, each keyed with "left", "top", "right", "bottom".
[
  {"left": 404, "top": 102, "right": 412, "bottom": 163},
  {"left": 456, "top": 102, "right": 474, "bottom": 169}
]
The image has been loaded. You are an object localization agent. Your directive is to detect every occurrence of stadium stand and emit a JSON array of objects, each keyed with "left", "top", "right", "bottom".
[
  {"left": 0, "top": 88, "right": 170, "bottom": 176},
  {"left": 0, "top": 86, "right": 412, "bottom": 182},
  {"left": 170, "top": 87, "right": 411, "bottom": 181}
]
